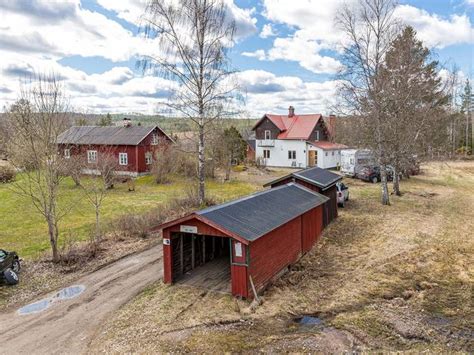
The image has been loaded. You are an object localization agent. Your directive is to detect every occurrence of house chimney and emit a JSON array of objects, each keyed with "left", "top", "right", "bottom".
[
  {"left": 122, "top": 118, "right": 132, "bottom": 127},
  {"left": 288, "top": 106, "right": 295, "bottom": 117}
]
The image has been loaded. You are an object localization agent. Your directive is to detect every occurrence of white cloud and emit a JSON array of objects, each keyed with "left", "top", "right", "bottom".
[
  {"left": 260, "top": 23, "right": 277, "bottom": 38},
  {"left": 257, "top": 0, "right": 473, "bottom": 74},
  {"left": 235, "top": 70, "right": 340, "bottom": 115},
  {"left": 0, "top": 0, "right": 148, "bottom": 62},
  {"left": 394, "top": 5, "right": 473, "bottom": 48},
  {"left": 241, "top": 49, "right": 267, "bottom": 60}
]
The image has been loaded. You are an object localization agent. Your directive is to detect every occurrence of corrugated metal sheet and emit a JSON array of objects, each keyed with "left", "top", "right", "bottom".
[
  {"left": 264, "top": 166, "right": 342, "bottom": 190},
  {"left": 57, "top": 126, "right": 157, "bottom": 146},
  {"left": 294, "top": 166, "right": 342, "bottom": 189},
  {"left": 197, "top": 183, "right": 328, "bottom": 242}
]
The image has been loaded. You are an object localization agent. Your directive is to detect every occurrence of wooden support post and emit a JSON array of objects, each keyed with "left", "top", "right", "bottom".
[
  {"left": 180, "top": 234, "right": 184, "bottom": 275},
  {"left": 212, "top": 237, "right": 215, "bottom": 260},
  {"left": 202, "top": 236, "right": 206, "bottom": 263},
  {"left": 191, "top": 235, "right": 195, "bottom": 269}
]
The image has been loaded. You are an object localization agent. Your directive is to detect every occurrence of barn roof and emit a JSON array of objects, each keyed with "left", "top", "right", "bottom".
[
  {"left": 57, "top": 125, "right": 168, "bottom": 146},
  {"left": 196, "top": 183, "right": 328, "bottom": 242},
  {"left": 264, "top": 166, "right": 342, "bottom": 190}
]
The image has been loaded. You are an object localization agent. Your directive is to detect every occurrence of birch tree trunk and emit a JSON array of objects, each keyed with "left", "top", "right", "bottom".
[
  {"left": 198, "top": 123, "right": 205, "bottom": 205},
  {"left": 392, "top": 165, "right": 401, "bottom": 196}
]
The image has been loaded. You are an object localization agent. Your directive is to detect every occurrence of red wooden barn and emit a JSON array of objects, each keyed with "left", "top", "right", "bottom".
[
  {"left": 264, "top": 166, "right": 342, "bottom": 227},
  {"left": 57, "top": 120, "right": 172, "bottom": 176},
  {"left": 156, "top": 183, "right": 328, "bottom": 299}
]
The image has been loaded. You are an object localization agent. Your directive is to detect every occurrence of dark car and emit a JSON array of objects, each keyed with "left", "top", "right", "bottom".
[
  {"left": 357, "top": 165, "right": 397, "bottom": 183},
  {"left": 0, "top": 249, "right": 21, "bottom": 285}
]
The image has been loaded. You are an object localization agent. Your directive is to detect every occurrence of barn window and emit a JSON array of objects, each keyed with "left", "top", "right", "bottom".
[
  {"left": 87, "top": 150, "right": 97, "bottom": 163},
  {"left": 145, "top": 152, "right": 153, "bottom": 165},
  {"left": 151, "top": 133, "right": 159, "bottom": 145},
  {"left": 288, "top": 150, "right": 296, "bottom": 159},
  {"left": 264, "top": 130, "right": 271, "bottom": 140},
  {"left": 263, "top": 149, "right": 270, "bottom": 159},
  {"left": 64, "top": 149, "right": 70, "bottom": 159},
  {"left": 119, "top": 153, "right": 128, "bottom": 165}
]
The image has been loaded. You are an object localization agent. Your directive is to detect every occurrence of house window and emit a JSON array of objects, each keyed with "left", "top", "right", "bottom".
[
  {"left": 87, "top": 150, "right": 97, "bottom": 163},
  {"left": 315, "top": 131, "right": 320, "bottom": 141},
  {"left": 263, "top": 149, "right": 270, "bottom": 159},
  {"left": 64, "top": 149, "right": 70, "bottom": 159},
  {"left": 145, "top": 152, "right": 153, "bottom": 165},
  {"left": 151, "top": 133, "right": 159, "bottom": 145},
  {"left": 332, "top": 151, "right": 335, "bottom": 156},
  {"left": 325, "top": 152, "right": 328, "bottom": 156},
  {"left": 264, "top": 130, "right": 271, "bottom": 140},
  {"left": 119, "top": 153, "right": 128, "bottom": 165},
  {"left": 288, "top": 150, "right": 296, "bottom": 159}
]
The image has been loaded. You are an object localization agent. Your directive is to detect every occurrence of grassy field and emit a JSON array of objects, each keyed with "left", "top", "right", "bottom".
[
  {"left": 0, "top": 172, "right": 262, "bottom": 260},
  {"left": 90, "top": 161, "right": 474, "bottom": 352}
]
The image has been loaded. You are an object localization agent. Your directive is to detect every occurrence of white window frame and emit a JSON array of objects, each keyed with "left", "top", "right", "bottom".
[
  {"left": 288, "top": 150, "right": 296, "bottom": 160},
  {"left": 64, "top": 148, "right": 71, "bottom": 159},
  {"left": 263, "top": 149, "right": 270, "bottom": 159},
  {"left": 264, "top": 130, "right": 271, "bottom": 140},
  {"left": 119, "top": 152, "right": 128, "bottom": 166},
  {"left": 87, "top": 150, "right": 97, "bottom": 163},
  {"left": 145, "top": 152, "right": 153, "bottom": 165},
  {"left": 151, "top": 133, "right": 159, "bottom": 145}
]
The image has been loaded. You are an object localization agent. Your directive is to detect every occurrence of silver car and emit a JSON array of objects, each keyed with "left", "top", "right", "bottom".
[{"left": 336, "top": 182, "right": 349, "bottom": 207}]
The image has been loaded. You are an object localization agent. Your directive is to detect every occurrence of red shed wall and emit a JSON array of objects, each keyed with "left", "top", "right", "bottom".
[
  {"left": 301, "top": 205, "right": 323, "bottom": 253},
  {"left": 248, "top": 217, "right": 302, "bottom": 292}
]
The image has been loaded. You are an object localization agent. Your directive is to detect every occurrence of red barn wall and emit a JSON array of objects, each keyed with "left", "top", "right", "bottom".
[
  {"left": 301, "top": 205, "right": 323, "bottom": 253},
  {"left": 248, "top": 217, "right": 302, "bottom": 292}
]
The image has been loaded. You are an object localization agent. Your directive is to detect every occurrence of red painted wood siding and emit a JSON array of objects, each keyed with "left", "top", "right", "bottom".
[
  {"left": 231, "top": 265, "right": 248, "bottom": 298},
  {"left": 301, "top": 205, "right": 323, "bottom": 253},
  {"left": 59, "top": 127, "right": 170, "bottom": 173},
  {"left": 248, "top": 217, "right": 302, "bottom": 292}
]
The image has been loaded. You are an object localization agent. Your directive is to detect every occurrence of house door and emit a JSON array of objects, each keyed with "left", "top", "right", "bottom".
[{"left": 308, "top": 150, "right": 317, "bottom": 167}]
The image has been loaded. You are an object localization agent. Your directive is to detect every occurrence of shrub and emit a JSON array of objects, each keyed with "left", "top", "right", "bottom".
[{"left": 0, "top": 164, "right": 16, "bottom": 183}]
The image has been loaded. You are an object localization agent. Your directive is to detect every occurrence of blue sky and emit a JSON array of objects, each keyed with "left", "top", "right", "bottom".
[{"left": 0, "top": 0, "right": 472, "bottom": 116}]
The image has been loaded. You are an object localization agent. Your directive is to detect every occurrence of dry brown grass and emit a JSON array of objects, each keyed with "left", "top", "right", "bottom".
[{"left": 90, "top": 161, "right": 474, "bottom": 353}]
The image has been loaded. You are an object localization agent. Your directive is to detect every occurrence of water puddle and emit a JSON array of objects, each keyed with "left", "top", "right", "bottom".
[
  {"left": 18, "top": 285, "right": 85, "bottom": 315},
  {"left": 297, "top": 315, "right": 324, "bottom": 326}
]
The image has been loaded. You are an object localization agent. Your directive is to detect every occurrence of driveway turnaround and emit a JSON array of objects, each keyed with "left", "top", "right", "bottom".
[{"left": 0, "top": 245, "right": 163, "bottom": 354}]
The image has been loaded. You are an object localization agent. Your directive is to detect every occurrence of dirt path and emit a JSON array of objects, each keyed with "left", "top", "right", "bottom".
[{"left": 0, "top": 245, "right": 163, "bottom": 355}]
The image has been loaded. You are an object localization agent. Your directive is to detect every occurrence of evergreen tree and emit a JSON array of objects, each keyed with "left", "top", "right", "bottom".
[
  {"left": 98, "top": 113, "right": 113, "bottom": 126},
  {"left": 378, "top": 26, "right": 449, "bottom": 194}
]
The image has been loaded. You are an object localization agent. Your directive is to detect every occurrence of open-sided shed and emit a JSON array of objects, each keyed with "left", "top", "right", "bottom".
[
  {"left": 156, "top": 183, "right": 328, "bottom": 299},
  {"left": 264, "top": 167, "right": 342, "bottom": 226}
]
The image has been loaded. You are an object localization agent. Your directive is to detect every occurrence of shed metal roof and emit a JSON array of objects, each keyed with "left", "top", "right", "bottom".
[
  {"left": 264, "top": 166, "right": 342, "bottom": 190},
  {"left": 57, "top": 126, "right": 162, "bottom": 146},
  {"left": 197, "top": 183, "right": 328, "bottom": 242}
]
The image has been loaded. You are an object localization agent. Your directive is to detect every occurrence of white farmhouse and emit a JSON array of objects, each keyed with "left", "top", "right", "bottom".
[{"left": 252, "top": 106, "right": 347, "bottom": 169}]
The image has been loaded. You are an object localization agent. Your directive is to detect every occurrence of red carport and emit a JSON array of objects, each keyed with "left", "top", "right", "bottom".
[{"left": 155, "top": 183, "right": 328, "bottom": 299}]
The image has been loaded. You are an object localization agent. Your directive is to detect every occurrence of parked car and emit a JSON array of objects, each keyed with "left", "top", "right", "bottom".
[
  {"left": 0, "top": 249, "right": 21, "bottom": 285},
  {"left": 357, "top": 165, "right": 399, "bottom": 183},
  {"left": 336, "top": 182, "right": 349, "bottom": 207}
]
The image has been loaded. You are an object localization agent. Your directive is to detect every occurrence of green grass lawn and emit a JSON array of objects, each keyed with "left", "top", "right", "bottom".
[{"left": 0, "top": 174, "right": 261, "bottom": 259}]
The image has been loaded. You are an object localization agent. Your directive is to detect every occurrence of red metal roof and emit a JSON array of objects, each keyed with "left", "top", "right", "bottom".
[
  {"left": 263, "top": 114, "right": 323, "bottom": 140},
  {"left": 310, "top": 141, "right": 348, "bottom": 150}
]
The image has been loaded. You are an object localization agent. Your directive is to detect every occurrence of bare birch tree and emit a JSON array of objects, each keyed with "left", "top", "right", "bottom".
[
  {"left": 140, "top": 0, "right": 238, "bottom": 205},
  {"left": 337, "top": 0, "right": 400, "bottom": 205},
  {"left": 80, "top": 150, "right": 118, "bottom": 241},
  {"left": 7, "top": 74, "right": 72, "bottom": 262}
]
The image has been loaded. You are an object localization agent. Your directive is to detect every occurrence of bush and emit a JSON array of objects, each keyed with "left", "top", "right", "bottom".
[{"left": 0, "top": 164, "right": 16, "bottom": 183}]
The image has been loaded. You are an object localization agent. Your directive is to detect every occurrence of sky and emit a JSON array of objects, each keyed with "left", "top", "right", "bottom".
[{"left": 0, "top": 0, "right": 472, "bottom": 117}]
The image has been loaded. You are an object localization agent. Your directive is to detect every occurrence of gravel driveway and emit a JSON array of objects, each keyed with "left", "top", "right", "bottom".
[{"left": 0, "top": 245, "right": 163, "bottom": 354}]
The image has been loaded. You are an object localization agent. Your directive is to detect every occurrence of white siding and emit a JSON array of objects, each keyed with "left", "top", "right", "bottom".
[{"left": 255, "top": 140, "right": 307, "bottom": 168}]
